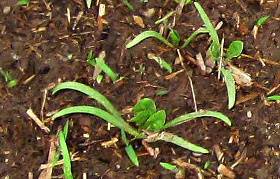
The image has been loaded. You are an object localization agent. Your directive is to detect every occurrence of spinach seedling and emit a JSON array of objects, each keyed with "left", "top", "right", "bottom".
[{"left": 0, "top": 68, "right": 18, "bottom": 88}]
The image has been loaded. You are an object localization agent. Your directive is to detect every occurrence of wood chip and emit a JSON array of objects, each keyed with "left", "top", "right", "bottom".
[
  {"left": 26, "top": 108, "right": 50, "bottom": 133},
  {"left": 133, "top": 15, "right": 145, "bottom": 28},
  {"left": 101, "top": 137, "right": 118, "bottom": 148},
  {"left": 213, "top": 144, "right": 224, "bottom": 162},
  {"left": 217, "top": 164, "right": 236, "bottom": 178}
]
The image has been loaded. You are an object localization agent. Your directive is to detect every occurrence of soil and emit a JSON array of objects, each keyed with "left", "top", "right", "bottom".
[{"left": 0, "top": 0, "right": 279, "bottom": 178}]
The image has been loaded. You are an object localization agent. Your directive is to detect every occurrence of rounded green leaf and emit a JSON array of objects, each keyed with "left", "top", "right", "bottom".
[
  {"left": 226, "top": 40, "right": 244, "bottom": 60},
  {"left": 143, "top": 110, "right": 166, "bottom": 131},
  {"left": 133, "top": 98, "right": 156, "bottom": 114}
]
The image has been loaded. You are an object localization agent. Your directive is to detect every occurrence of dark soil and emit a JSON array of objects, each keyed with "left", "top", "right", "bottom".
[{"left": 0, "top": 0, "right": 279, "bottom": 178}]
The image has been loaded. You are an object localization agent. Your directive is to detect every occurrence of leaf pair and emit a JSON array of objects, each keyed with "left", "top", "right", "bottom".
[{"left": 131, "top": 98, "right": 166, "bottom": 132}]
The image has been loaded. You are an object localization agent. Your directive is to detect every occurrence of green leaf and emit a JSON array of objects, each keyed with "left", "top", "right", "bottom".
[
  {"left": 63, "top": 120, "right": 70, "bottom": 140},
  {"left": 256, "top": 16, "right": 270, "bottom": 27},
  {"left": 226, "top": 40, "right": 244, "bottom": 60},
  {"left": 133, "top": 98, "right": 157, "bottom": 114},
  {"left": 86, "top": 0, "right": 92, "bottom": 8},
  {"left": 148, "top": 54, "right": 173, "bottom": 73},
  {"left": 7, "top": 80, "right": 18, "bottom": 88},
  {"left": 52, "top": 105, "right": 143, "bottom": 138},
  {"left": 221, "top": 68, "right": 236, "bottom": 109},
  {"left": 267, "top": 95, "right": 280, "bottom": 101},
  {"left": 87, "top": 50, "right": 96, "bottom": 66},
  {"left": 143, "top": 110, "right": 166, "bottom": 131},
  {"left": 131, "top": 110, "right": 152, "bottom": 126},
  {"left": 157, "top": 132, "right": 209, "bottom": 153},
  {"left": 168, "top": 29, "right": 181, "bottom": 46},
  {"left": 52, "top": 82, "right": 121, "bottom": 119},
  {"left": 126, "top": 31, "right": 174, "bottom": 49},
  {"left": 194, "top": 2, "right": 220, "bottom": 57},
  {"left": 18, "top": 0, "right": 29, "bottom": 6},
  {"left": 164, "top": 110, "right": 231, "bottom": 129},
  {"left": 125, "top": 145, "right": 139, "bottom": 166},
  {"left": 95, "top": 58, "right": 119, "bottom": 82},
  {"left": 156, "top": 89, "right": 169, "bottom": 96},
  {"left": 204, "top": 160, "right": 211, "bottom": 169},
  {"left": 160, "top": 162, "right": 177, "bottom": 171},
  {"left": 121, "top": 130, "right": 129, "bottom": 146},
  {"left": 181, "top": 27, "right": 208, "bottom": 48},
  {"left": 174, "top": 0, "right": 192, "bottom": 4},
  {"left": 155, "top": 11, "right": 175, "bottom": 25},
  {"left": 122, "top": 0, "right": 134, "bottom": 11},
  {"left": 59, "top": 131, "right": 73, "bottom": 179}
]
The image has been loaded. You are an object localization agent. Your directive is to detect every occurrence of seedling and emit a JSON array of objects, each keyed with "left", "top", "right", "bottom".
[
  {"left": 18, "top": 0, "right": 29, "bottom": 6},
  {"left": 160, "top": 162, "right": 178, "bottom": 171},
  {"left": 0, "top": 68, "right": 18, "bottom": 88},
  {"left": 87, "top": 50, "right": 119, "bottom": 82},
  {"left": 51, "top": 121, "right": 73, "bottom": 179},
  {"left": 52, "top": 82, "right": 232, "bottom": 166},
  {"left": 267, "top": 95, "right": 280, "bottom": 101},
  {"left": 147, "top": 53, "right": 173, "bottom": 73},
  {"left": 256, "top": 16, "right": 270, "bottom": 27}
]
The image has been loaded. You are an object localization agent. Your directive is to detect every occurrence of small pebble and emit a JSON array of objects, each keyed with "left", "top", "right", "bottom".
[
  {"left": 3, "top": 6, "right": 11, "bottom": 14},
  {"left": 247, "top": 111, "right": 252, "bottom": 118}
]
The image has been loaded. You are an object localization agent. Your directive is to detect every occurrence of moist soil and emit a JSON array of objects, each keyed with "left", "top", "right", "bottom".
[{"left": 0, "top": 0, "right": 279, "bottom": 178}]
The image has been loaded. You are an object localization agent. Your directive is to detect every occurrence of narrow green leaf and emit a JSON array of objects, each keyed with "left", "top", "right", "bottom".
[
  {"left": 59, "top": 131, "right": 73, "bottom": 179},
  {"left": 52, "top": 106, "right": 143, "bottom": 138},
  {"left": 155, "top": 11, "right": 175, "bottom": 25},
  {"left": 133, "top": 98, "right": 157, "bottom": 114},
  {"left": 63, "top": 120, "right": 69, "bottom": 140},
  {"left": 158, "top": 132, "right": 209, "bottom": 153},
  {"left": 95, "top": 58, "right": 119, "bottom": 82},
  {"left": 125, "top": 145, "right": 139, "bottom": 166},
  {"left": 256, "top": 16, "right": 270, "bottom": 27},
  {"left": 221, "top": 68, "right": 236, "bottom": 109},
  {"left": 181, "top": 27, "right": 208, "bottom": 48},
  {"left": 87, "top": 50, "right": 96, "bottom": 66},
  {"left": 204, "top": 160, "right": 211, "bottom": 169},
  {"left": 126, "top": 31, "right": 174, "bottom": 49},
  {"left": 168, "top": 29, "right": 181, "bottom": 46},
  {"left": 148, "top": 54, "right": 173, "bottom": 73},
  {"left": 160, "top": 162, "right": 177, "bottom": 171},
  {"left": 226, "top": 41, "right": 244, "bottom": 60},
  {"left": 52, "top": 82, "right": 121, "bottom": 119},
  {"left": 164, "top": 110, "right": 231, "bottom": 129},
  {"left": 267, "top": 95, "right": 280, "bottom": 101},
  {"left": 143, "top": 110, "right": 166, "bottom": 132},
  {"left": 121, "top": 130, "right": 129, "bottom": 146},
  {"left": 174, "top": 0, "right": 192, "bottom": 4},
  {"left": 122, "top": 0, "right": 134, "bottom": 11},
  {"left": 194, "top": 2, "right": 220, "bottom": 57},
  {"left": 156, "top": 89, "right": 169, "bottom": 96}
]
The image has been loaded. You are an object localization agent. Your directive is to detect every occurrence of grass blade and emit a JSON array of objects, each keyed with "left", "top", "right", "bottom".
[
  {"left": 155, "top": 11, "right": 175, "bottom": 25},
  {"left": 194, "top": 2, "right": 220, "bottom": 54},
  {"left": 147, "top": 53, "right": 173, "bottom": 73},
  {"left": 122, "top": 0, "right": 134, "bottom": 11},
  {"left": 181, "top": 27, "right": 208, "bottom": 48},
  {"left": 125, "top": 145, "right": 139, "bottom": 166},
  {"left": 52, "top": 106, "right": 143, "bottom": 138},
  {"left": 63, "top": 120, "right": 69, "bottom": 140},
  {"left": 59, "top": 131, "right": 73, "bottom": 179},
  {"left": 52, "top": 82, "right": 121, "bottom": 119},
  {"left": 157, "top": 132, "right": 209, "bottom": 153},
  {"left": 267, "top": 95, "right": 280, "bottom": 101},
  {"left": 221, "top": 68, "right": 236, "bottom": 109},
  {"left": 126, "top": 31, "right": 174, "bottom": 49},
  {"left": 164, "top": 110, "right": 231, "bottom": 129},
  {"left": 95, "top": 58, "right": 119, "bottom": 82},
  {"left": 160, "top": 162, "right": 178, "bottom": 171}
]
